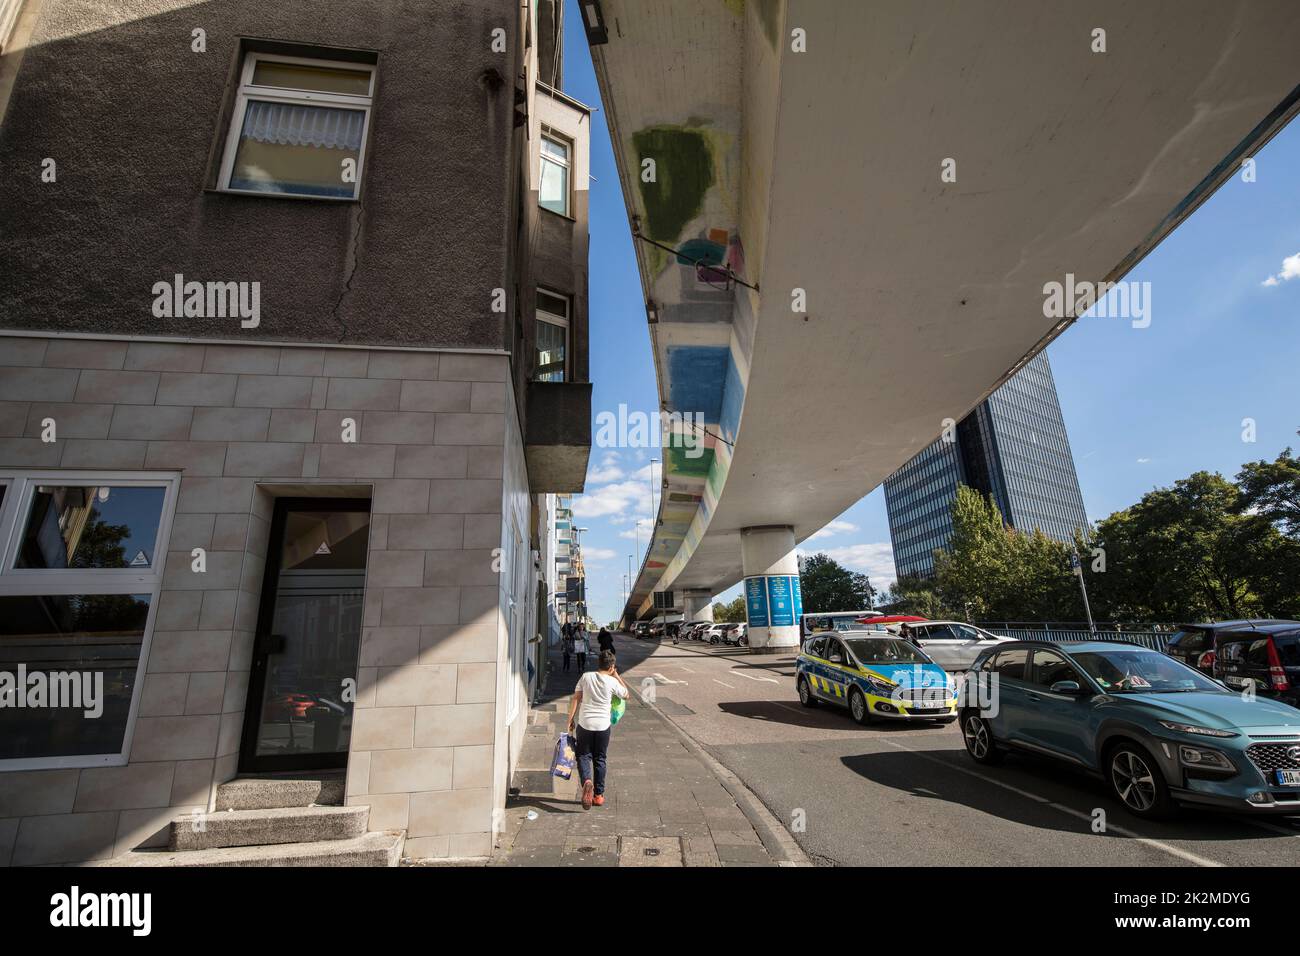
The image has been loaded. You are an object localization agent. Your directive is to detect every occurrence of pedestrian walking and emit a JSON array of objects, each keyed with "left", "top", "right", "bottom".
[
  {"left": 561, "top": 627, "right": 574, "bottom": 672},
  {"left": 574, "top": 625, "right": 589, "bottom": 671},
  {"left": 566, "top": 649, "right": 630, "bottom": 809},
  {"left": 597, "top": 626, "right": 614, "bottom": 657}
]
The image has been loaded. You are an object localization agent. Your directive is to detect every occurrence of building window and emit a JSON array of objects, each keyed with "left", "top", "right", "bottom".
[
  {"left": 0, "top": 473, "right": 178, "bottom": 770},
  {"left": 218, "top": 53, "right": 376, "bottom": 200},
  {"left": 535, "top": 288, "right": 570, "bottom": 382},
  {"left": 539, "top": 130, "right": 571, "bottom": 215}
]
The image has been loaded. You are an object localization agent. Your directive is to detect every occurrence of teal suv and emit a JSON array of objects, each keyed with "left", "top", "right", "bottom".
[{"left": 960, "top": 640, "right": 1300, "bottom": 819}]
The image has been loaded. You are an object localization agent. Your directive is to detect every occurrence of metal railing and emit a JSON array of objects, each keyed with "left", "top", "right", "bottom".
[{"left": 980, "top": 626, "right": 1170, "bottom": 652}]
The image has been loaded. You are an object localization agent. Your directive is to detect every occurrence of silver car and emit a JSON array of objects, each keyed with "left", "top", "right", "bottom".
[{"left": 905, "top": 621, "right": 1013, "bottom": 670}]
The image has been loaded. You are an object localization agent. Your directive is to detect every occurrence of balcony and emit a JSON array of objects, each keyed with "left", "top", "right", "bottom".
[{"left": 525, "top": 380, "right": 591, "bottom": 493}]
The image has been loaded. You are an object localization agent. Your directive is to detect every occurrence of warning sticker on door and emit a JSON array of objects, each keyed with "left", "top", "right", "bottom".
[{"left": 315, "top": 542, "right": 331, "bottom": 555}]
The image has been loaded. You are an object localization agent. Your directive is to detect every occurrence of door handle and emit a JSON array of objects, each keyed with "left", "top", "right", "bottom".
[{"left": 256, "top": 633, "right": 287, "bottom": 656}]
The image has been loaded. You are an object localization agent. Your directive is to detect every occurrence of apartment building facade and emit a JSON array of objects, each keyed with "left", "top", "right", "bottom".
[{"left": 0, "top": 0, "right": 590, "bottom": 865}]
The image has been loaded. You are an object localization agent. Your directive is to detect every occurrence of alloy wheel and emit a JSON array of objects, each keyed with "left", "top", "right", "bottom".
[
  {"left": 964, "top": 716, "right": 989, "bottom": 759},
  {"left": 1112, "top": 750, "right": 1157, "bottom": 812}
]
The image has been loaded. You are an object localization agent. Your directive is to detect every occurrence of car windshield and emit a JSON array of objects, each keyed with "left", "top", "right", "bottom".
[
  {"left": 844, "top": 638, "right": 931, "bottom": 664},
  {"left": 1070, "top": 649, "right": 1224, "bottom": 694}
]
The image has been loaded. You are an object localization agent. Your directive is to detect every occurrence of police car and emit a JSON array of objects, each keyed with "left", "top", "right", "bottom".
[{"left": 797, "top": 630, "right": 957, "bottom": 724}]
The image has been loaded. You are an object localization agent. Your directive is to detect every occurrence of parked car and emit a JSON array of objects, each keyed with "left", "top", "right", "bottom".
[
  {"left": 733, "top": 622, "right": 749, "bottom": 646},
  {"left": 800, "top": 611, "right": 880, "bottom": 642},
  {"left": 1164, "top": 619, "right": 1297, "bottom": 676},
  {"left": 797, "top": 632, "right": 956, "bottom": 724},
  {"left": 959, "top": 640, "right": 1300, "bottom": 818},
  {"left": 1214, "top": 623, "right": 1300, "bottom": 709},
  {"left": 704, "top": 623, "right": 730, "bottom": 644},
  {"left": 903, "top": 620, "right": 1014, "bottom": 670}
]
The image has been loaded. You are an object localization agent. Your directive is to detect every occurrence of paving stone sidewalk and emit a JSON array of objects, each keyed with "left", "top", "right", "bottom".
[{"left": 490, "top": 644, "right": 777, "bottom": 867}]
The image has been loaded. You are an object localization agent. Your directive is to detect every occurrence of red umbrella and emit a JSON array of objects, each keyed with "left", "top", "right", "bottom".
[{"left": 856, "top": 614, "right": 928, "bottom": 625}]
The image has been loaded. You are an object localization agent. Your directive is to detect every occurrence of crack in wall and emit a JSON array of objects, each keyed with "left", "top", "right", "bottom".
[{"left": 333, "top": 200, "right": 364, "bottom": 342}]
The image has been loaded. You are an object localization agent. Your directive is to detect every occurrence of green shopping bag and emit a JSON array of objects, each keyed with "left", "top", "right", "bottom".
[{"left": 610, "top": 694, "right": 626, "bottom": 726}]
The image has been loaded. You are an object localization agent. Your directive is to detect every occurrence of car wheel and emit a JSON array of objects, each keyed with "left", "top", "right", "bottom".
[
  {"left": 961, "top": 711, "right": 1004, "bottom": 764},
  {"left": 849, "top": 687, "right": 872, "bottom": 725},
  {"left": 797, "top": 677, "right": 817, "bottom": 708},
  {"left": 1107, "top": 742, "right": 1174, "bottom": 819}
]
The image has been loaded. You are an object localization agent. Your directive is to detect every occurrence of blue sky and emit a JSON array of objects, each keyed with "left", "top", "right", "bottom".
[{"left": 557, "top": 2, "right": 1300, "bottom": 626}]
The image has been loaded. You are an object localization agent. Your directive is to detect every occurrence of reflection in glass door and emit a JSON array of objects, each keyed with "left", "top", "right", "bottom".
[{"left": 240, "top": 498, "right": 370, "bottom": 773}]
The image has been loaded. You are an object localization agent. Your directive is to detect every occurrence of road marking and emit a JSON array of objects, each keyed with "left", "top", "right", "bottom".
[
  {"left": 713, "top": 679, "right": 735, "bottom": 688},
  {"left": 880, "top": 738, "right": 1224, "bottom": 868},
  {"left": 652, "top": 673, "right": 687, "bottom": 685},
  {"left": 678, "top": 665, "right": 696, "bottom": 673},
  {"left": 732, "top": 668, "right": 779, "bottom": 684}
]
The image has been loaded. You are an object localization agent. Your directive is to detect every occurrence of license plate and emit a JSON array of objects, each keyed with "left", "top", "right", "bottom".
[
  {"left": 1276, "top": 770, "right": 1300, "bottom": 786},
  {"left": 1224, "top": 675, "right": 1249, "bottom": 687}
]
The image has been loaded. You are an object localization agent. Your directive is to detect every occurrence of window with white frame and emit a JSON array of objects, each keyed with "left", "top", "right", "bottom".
[
  {"left": 0, "top": 472, "right": 178, "bottom": 770},
  {"left": 218, "top": 52, "right": 376, "bottom": 200},
  {"left": 539, "top": 129, "right": 571, "bottom": 216},
  {"left": 535, "top": 288, "right": 569, "bottom": 383}
]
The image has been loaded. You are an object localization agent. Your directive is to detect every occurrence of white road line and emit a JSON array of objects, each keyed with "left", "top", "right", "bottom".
[
  {"left": 713, "top": 679, "right": 735, "bottom": 688},
  {"left": 880, "top": 738, "right": 1224, "bottom": 868},
  {"left": 652, "top": 673, "right": 686, "bottom": 685},
  {"left": 732, "top": 668, "right": 779, "bottom": 684},
  {"left": 678, "top": 665, "right": 696, "bottom": 673}
]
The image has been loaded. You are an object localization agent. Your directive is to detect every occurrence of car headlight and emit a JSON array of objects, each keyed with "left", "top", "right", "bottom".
[
  {"left": 1158, "top": 720, "right": 1238, "bottom": 739},
  {"left": 864, "top": 675, "right": 895, "bottom": 696},
  {"left": 1178, "top": 745, "right": 1235, "bottom": 771}
]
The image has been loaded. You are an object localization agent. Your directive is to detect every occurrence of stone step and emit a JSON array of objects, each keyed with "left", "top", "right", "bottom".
[
  {"left": 169, "top": 804, "right": 369, "bottom": 851},
  {"left": 214, "top": 774, "right": 345, "bottom": 811},
  {"left": 98, "top": 831, "right": 405, "bottom": 868}
]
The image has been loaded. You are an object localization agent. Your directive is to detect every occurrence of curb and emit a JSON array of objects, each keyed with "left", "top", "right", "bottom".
[{"left": 635, "top": 680, "right": 813, "bottom": 868}]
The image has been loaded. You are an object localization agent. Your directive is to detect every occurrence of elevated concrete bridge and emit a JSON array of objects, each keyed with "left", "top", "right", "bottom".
[{"left": 582, "top": 0, "right": 1300, "bottom": 648}]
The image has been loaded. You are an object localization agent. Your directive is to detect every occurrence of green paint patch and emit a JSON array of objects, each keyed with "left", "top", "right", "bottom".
[
  {"left": 755, "top": 0, "right": 780, "bottom": 50},
  {"left": 667, "top": 445, "right": 715, "bottom": 479},
  {"left": 632, "top": 126, "right": 716, "bottom": 243}
]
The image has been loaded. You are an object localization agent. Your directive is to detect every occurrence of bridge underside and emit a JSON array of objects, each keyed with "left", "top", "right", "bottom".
[{"left": 585, "top": 0, "right": 1300, "bottom": 622}]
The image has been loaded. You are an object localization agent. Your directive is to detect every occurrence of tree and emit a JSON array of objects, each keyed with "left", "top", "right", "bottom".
[
  {"left": 1083, "top": 471, "right": 1288, "bottom": 622},
  {"left": 882, "top": 574, "right": 952, "bottom": 618},
  {"left": 1238, "top": 440, "right": 1300, "bottom": 537},
  {"left": 798, "top": 553, "right": 874, "bottom": 612},
  {"left": 711, "top": 596, "right": 746, "bottom": 623}
]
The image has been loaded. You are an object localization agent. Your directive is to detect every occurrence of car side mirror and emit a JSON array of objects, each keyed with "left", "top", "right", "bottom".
[{"left": 1051, "top": 680, "right": 1084, "bottom": 695}]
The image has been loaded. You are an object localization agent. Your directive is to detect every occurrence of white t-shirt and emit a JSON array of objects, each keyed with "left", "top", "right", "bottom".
[{"left": 575, "top": 671, "right": 629, "bottom": 732}]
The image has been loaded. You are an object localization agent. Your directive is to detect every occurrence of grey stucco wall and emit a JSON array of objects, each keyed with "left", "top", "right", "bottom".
[{"left": 0, "top": 0, "right": 519, "bottom": 348}]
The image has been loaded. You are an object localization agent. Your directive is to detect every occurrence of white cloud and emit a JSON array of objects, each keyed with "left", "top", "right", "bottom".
[
  {"left": 1136, "top": 457, "right": 1151, "bottom": 464},
  {"left": 1261, "top": 252, "right": 1300, "bottom": 286},
  {"left": 586, "top": 463, "right": 625, "bottom": 484},
  {"left": 572, "top": 480, "right": 646, "bottom": 519},
  {"left": 800, "top": 542, "right": 897, "bottom": 587},
  {"left": 582, "top": 547, "right": 617, "bottom": 561},
  {"left": 617, "top": 517, "right": 654, "bottom": 540},
  {"left": 807, "top": 519, "right": 858, "bottom": 541}
]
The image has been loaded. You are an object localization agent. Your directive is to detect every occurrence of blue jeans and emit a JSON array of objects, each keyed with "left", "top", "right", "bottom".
[{"left": 576, "top": 726, "right": 611, "bottom": 795}]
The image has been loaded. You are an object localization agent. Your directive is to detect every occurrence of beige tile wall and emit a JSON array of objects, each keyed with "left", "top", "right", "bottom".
[{"left": 0, "top": 335, "right": 515, "bottom": 864}]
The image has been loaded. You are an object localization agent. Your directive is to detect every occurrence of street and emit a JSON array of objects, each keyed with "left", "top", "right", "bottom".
[{"left": 609, "top": 632, "right": 1300, "bottom": 867}]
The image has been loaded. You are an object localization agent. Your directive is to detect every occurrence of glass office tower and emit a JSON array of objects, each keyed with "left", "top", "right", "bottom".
[{"left": 884, "top": 351, "right": 1088, "bottom": 579}]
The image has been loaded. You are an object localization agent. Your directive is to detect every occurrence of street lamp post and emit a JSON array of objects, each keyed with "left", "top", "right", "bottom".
[{"left": 1070, "top": 550, "right": 1096, "bottom": 634}]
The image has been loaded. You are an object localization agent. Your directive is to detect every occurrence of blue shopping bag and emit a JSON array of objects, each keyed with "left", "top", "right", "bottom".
[{"left": 551, "top": 732, "right": 577, "bottom": 780}]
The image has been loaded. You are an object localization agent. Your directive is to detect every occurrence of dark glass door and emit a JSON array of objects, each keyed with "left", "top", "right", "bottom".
[{"left": 239, "top": 498, "right": 370, "bottom": 773}]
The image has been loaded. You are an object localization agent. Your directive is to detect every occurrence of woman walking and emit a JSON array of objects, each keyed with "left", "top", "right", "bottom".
[
  {"left": 574, "top": 625, "right": 589, "bottom": 671},
  {"left": 566, "top": 650, "right": 630, "bottom": 809},
  {"left": 561, "top": 627, "right": 574, "bottom": 672}
]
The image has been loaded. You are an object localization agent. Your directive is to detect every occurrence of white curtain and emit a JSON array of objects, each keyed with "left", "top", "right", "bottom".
[{"left": 242, "top": 101, "right": 364, "bottom": 151}]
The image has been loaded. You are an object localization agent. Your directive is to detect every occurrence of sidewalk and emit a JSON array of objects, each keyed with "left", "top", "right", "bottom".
[{"left": 490, "top": 638, "right": 778, "bottom": 867}]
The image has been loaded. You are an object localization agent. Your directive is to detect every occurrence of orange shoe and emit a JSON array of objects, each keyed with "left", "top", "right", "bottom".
[
  {"left": 581, "top": 780, "right": 594, "bottom": 810},
  {"left": 593, "top": 795, "right": 605, "bottom": 807}
]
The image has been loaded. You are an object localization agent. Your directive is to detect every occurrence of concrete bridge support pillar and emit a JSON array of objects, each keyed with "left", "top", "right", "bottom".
[
  {"left": 740, "top": 526, "right": 802, "bottom": 653},
  {"left": 681, "top": 589, "right": 713, "bottom": 623}
]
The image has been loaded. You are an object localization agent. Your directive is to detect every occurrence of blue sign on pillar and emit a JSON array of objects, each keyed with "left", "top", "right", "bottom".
[
  {"left": 745, "top": 576, "right": 769, "bottom": 627},
  {"left": 766, "top": 575, "right": 795, "bottom": 627},
  {"left": 791, "top": 574, "right": 804, "bottom": 620}
]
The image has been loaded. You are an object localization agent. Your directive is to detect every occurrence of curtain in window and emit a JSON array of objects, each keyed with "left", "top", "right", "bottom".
[{"left": 242, "top": 101, "right": 365, "bottom": 151}]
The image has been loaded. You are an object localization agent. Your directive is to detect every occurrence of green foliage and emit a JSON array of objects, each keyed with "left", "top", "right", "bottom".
[
  {"left": 798, "top": 553, "right": 874, "bottom": 613},
  {"left": 883, "top": 574, "right": 952, "bottom": 618},
  {"left": 711, "top": 596, "right": 747, "bottom": 623}
]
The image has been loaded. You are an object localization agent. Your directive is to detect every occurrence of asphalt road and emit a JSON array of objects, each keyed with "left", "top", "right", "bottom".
[{"left": 608, "top": 631, "right": 1300, "bottom": 867}]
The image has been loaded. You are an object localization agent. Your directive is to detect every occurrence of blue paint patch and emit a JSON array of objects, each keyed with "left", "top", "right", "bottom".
[
  {"left": 719, "top": 349, "right": 743, "bottom": 442},
  {"left": 667, "top": 346, "right": 728, "bottom": 421}
]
